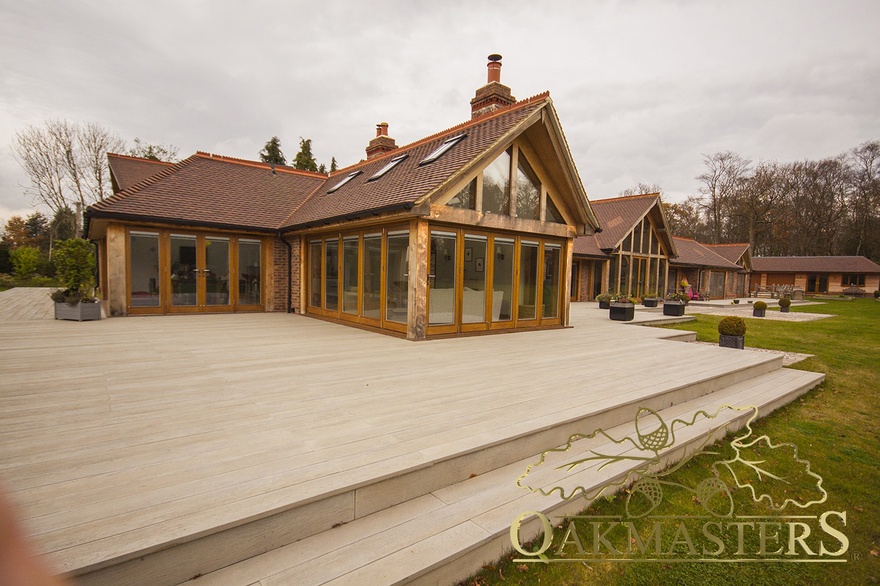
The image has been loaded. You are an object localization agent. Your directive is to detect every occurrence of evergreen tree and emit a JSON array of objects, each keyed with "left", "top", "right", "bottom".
[
  {"left": 293, "top": 138, "right": 318, "bottom": 172},
  {"left": 330, "top": 157, "right": 338, "bottom": 172},
  {"left": 259, "top": 137, "right": 287, "bottom": 166},
  {"left": 129, "top": 138, "right": 180, "bottom": 162},
  {"left": 317, "top": 163, "right": 326, "bottom": 174}
]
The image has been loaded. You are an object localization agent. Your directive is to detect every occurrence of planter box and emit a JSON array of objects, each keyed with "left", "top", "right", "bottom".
[
  {"left": 643, "top": 298, "right": 659, "bottom": 308},
  {"left": 663, "top": 302, "right": 686, "bottom": 317},
  {"left": 598, "top": 300, "right": 611, "bottom": 309},
  {"left": 753, "top": 308, "right": 766, "bottom": 317},
  {"left": 609, "top": 303, "right": 635, "bottom": 321},
  {"left": 55, "top": 302, "right": 102, "bottom": 322},
  {"left": 719, "top": 334, "right": 745, "bottom": 349},
  {"left": 780, "top": 306, "right": 790, "bottom": 313}
]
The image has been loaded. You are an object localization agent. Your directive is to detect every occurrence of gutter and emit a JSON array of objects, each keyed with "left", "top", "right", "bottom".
[
  {"left": 85, "top": 209, "right": 277, "bottom": 235},
  {"left": 279, "top": 202, "right": 415, "bottom": 233}
]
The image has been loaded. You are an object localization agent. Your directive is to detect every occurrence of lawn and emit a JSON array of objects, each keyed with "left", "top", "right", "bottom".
[{"left": 461, "top": 298, "right": 879, "bottom": 586}]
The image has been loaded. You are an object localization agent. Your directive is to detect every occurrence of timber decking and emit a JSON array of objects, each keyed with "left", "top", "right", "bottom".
[
  {"left": 0, "top": 287, "right": 54, "bottom": 322},
  {"left": 0, "top": 300, "right": 824, "bottom": 585}
]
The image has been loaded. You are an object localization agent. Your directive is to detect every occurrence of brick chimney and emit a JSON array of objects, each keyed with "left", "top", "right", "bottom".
[
  {"left": 470, "top": 54, "right": 516, "bottom": 119},
  {"left": 365, "top": 122, "right": 398, "bottom": 159}
]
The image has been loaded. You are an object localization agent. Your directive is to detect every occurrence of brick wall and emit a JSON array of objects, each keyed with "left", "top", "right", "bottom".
[{"left": 270, "top": 235, "right": 302, "bottom": 313}]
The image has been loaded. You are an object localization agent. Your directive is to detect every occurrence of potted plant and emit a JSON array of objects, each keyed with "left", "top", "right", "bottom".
[
  {"left": 642, "top": 292, "right": 660, "bottom": 308},
  {"left": 609, "top": 295, "right": 635, "bottom": 321},
  {"left": 663, "top": 291, "right": 688, "bottom": 316},
  {"left": 596, "top": 292, "right": 613, "bottom": 309},
  {"left": 874, "top": 290, "right": 879, "bottom": 299},
  {"left": 50, "top": 239, "right": 101, "bottom": 322},
  {"left": 752, "top": 300, "right": 767, "bottom": 318},
  {"left": 718, "top": 316, "right": 746, "bottom": 349},
  {"left": 778, "top": 297, "right": 791, "bottom": 313}
]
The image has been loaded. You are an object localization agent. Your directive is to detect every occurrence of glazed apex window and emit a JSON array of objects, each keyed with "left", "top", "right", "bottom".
[{"left": 448, "top": 144, "right": 569, "bottom": 225}]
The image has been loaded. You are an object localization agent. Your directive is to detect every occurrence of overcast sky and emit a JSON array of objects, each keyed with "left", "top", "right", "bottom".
[{"left": 1, "top": 0, "right": 878, "bottom": 225}]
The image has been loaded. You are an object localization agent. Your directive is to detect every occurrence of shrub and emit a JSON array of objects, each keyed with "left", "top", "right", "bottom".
[
  {"left": 753, "top": 301, "right": 768, "bottom": 310},
  {"left": 596, "top": 293, "right": 612, "bottom": 302},
  {"left": 875, "top": 290, "right": 879, "bottom": 298},
  {"left": 778, "top": 298, "right": 791, "bottom": 308},
  {"left": 718, "top": 316, "right": 746, "bottom": 337},
  {"left": 665, "top": 291, "right": 689, "bottom": 303},
  {"left": 613, "top": 295, "right": 634, "bottom": 304},
  {"left": 53, "top": 239, "right": 96, "bottom": 293},
  {"left": 10, "top": 246, "right": 42, "bottom": 278}
]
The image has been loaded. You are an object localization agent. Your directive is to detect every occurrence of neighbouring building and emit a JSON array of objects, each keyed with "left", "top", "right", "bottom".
[
  {"left": 750, "top": 256, "right": 880, "bottom": 296},
  {"left": 571, "top": 193, "right": 677, "bottom": 300},
  {"left": 85, "top": 56, "right": 600, "bottom": 340},
  {"left": 669, "top": 238, "right": 749, "bottom": 299}
]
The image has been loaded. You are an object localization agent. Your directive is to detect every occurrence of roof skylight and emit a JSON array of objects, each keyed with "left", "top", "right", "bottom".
[
  {"left": 326, "top": 171, "right": 362, "bottom": 194},
  {"left": 419, "top": 134, "right": 467, "bottom": 166},
  {"left": 368, "top": 153, "right": 408, "bottom": 181}
]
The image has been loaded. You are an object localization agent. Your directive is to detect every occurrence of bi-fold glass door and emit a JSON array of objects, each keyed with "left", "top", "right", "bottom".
[{"left": 128, "top": 229, "right": 262, "bottom": 314}]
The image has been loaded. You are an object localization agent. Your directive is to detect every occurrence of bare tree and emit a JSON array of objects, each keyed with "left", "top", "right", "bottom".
[
  {"left": 846, "top": 140, "right": 880, "bottom": 258},
  {"left": 619, "top": 183, "right": 663, "bottom": 197},
  {"left": 696, "top": 152, "right": 751, "bottom": 243},
  {"left": 728, "top": 161, "right": 784, "bottom": 255},
  {"left": 11, "top": 120, "right": 125, "bottom": 237}
]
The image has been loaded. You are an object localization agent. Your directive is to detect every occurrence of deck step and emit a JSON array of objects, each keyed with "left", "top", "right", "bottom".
[
  {"left": 176, "top": 367, "right": 824, "bottom": 586},
  {"left": 72, "top": 347, "right": 786, "bottom": 586}
]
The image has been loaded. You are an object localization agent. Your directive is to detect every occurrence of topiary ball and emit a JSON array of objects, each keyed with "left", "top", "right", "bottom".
[
  {"left": 778, "top": 298, "right": 791, "bottom": 308},
  {"left": 718, "top": 316, "right": 746, "bottom": 336},
  {"left": 753, "top": 301, "right": 768, "bottom": 310}
]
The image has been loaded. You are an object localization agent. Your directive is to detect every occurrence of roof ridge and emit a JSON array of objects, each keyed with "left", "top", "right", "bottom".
[
  {"left": 108, "top": 152, "right": 175, "bottom": 167},
  {"left": 92, "top": 154, "right": 202, "bottom": 210},
  {"left": 329, "top": 91, "right": 551, "bottom": 176},
  {"left": 705, "top": 242, "right": 749, "bottom": 247},
  {"left": 593, "top": 192, "right": 660, "bottom": 204},
  {"left": 194, "top": 152, "right": 328, "bottom": 178}
]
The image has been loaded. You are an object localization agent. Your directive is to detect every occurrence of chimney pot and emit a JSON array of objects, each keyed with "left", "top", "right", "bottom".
[
  {"left": 376, "top": 122, "right": 389, "bottom": 137},
  {"left": 487, "top": 54, "right": 502, "bottom": 83}
]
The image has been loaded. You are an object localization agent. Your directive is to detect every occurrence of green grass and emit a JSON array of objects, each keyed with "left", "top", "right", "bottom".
[{"left": 460, "top": 298, "right": 880, "bottom": 586}]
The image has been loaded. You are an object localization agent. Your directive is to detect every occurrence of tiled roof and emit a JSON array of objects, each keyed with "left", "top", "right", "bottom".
[
  {"left": 108, "top": 153, "right": 174, "bottom": 192},
  {"left": 572, "top": 236, "right": 610, "bottom": 258},
  {"left": 90, "top": 153, "right": 325, "bottom": 232},
  {"left": 704, "top": 243, "right": 750, "bottom": 265},
  {"left": 589, "top": 194, "right": 659, "bottom": 250},
  {"left": 752, "top": 256, "right": 880, "bottom": 273},
  {"left": 89, "top": 93, "right": 554, "bottom": 234},
  {"left": 671, "top": 238, "right": 742, "bottom": 270},
  {"left": 281, "top": 93, "right": 549, "bottom": 230}
]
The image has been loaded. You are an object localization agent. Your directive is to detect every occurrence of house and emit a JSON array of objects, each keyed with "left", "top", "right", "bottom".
[
  {"left": 571, "top": 193, "right": 677, "bottom": 299},
  {"left": 751, "top": 256, "right": 880, "bottom": 296},
  {"left": 86, "top": 56, "right": 600, "bottom": 340},
  {"left": 669, "top": 238, "right": 748, "bottom": 299}
]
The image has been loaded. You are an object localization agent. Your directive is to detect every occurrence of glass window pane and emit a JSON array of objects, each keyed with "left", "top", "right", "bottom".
[
  {"left": 362, "top": 234, "right": 382, "bottom": 319},
  {"left": 641, "top": 219, "right": 650, "bottom": 253},
  {"left": 619, "top": 255, "right": 630, "bottom": 295},
  {"left": 385, "top": 232, "right": 409, "bottom": 323},
  {"left": 492, "top": 239, "right": 515, "bottom": 321},
  {"left": 546, "top": 196, "right": 565, "bottom": 224},
  {"left": 129, "top": 233, "right": 160, "bottom": 307},
  {"left": 170, "top": 235, "right": 197, "bottom": 306},
  {"left": 205, "top": 237, "right": 230, "bottom": 306},
  {"left": 482, "top": 149, "right": 510, "bottom": 215},
  {"left": 515, "top": 155, "right": 540, "bottom": 220},
  {"left": 342, "top": 237, "right": 359, "bottom": 315},
  {"left": 429, "top": 231, "right": 457, "bottom": 326},
  {"left": 324, "top": 239, "right": 339, "bottom": 311},
  {"left": 632, "top": 222, "right": 642, "bottom": 254},
  {"left": 648, "top": 257, "right": 657, "bottom": 295},
  {"left": 462, "top": 235, "right": 487, "bottom": 323},
  {"left": 622, "top": 233, "right": 632, "bottom": 253},
  {"left": 447, "top": 179, "right": 476, "bottom": 210},
  {"left": 659, "top": 258, "right": 667, "bottom": 294},
  {"left": 309, "top": 241, "right": 322, "bottom": 308},
  {"left": 518, "top": 241, "right": 539, "bottom": 320},
  {"left": 609, "top": 256, "right": 618, "bottom": 295},
  {"left": 652, "top": 229, "right": 660, "bottom": 256},
  {"left": 542, "top": 244, "right": 560, "bottom": 318},
  {"left": 238, "top": 240, "right": 261, "bottom": 306}
]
